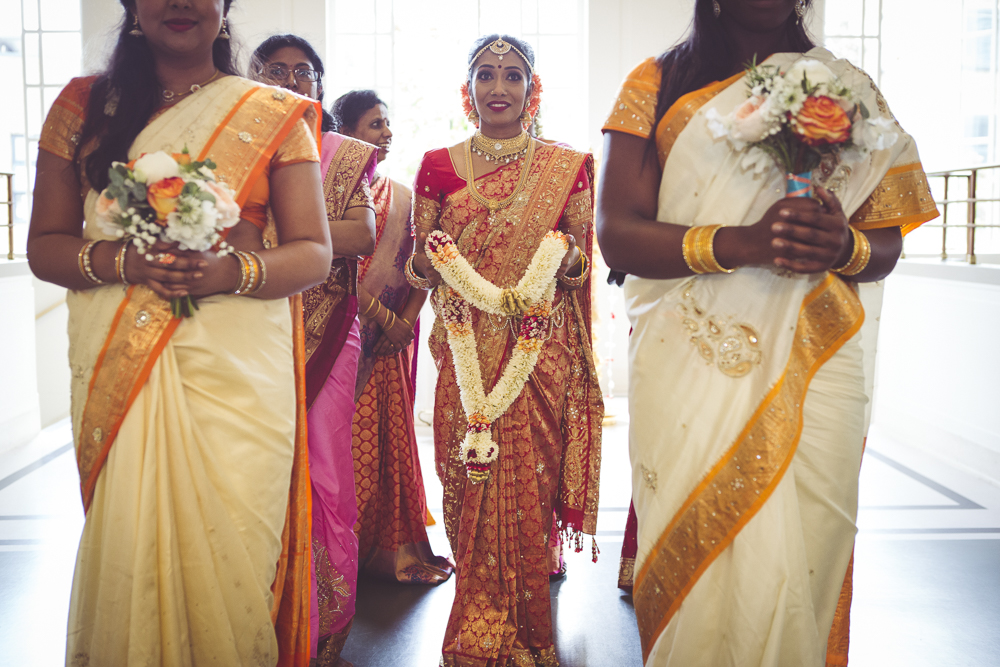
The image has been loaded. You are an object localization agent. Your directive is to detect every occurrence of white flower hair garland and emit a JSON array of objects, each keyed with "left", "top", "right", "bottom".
[{"left": 427, "top": 230, "right": 568, "bottom": 483}]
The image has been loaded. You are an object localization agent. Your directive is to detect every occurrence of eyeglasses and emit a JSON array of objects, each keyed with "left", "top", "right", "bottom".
[{"left": 261, "top": 66, "right": 320, "bottom": 83}]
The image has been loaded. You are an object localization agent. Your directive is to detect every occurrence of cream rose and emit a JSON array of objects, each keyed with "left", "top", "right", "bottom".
[{"left": 132, "top": 151, "right": 180, "bottom": 184}]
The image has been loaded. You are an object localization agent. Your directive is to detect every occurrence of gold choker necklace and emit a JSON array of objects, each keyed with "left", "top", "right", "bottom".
[
  {"left": 465, "top": 136, "right": 536, "bottom": 214},
  {"left": 162, "top": 70, "right": 222, "bottom": 102},
  {"left": 471, "top": 130, "right": 530, "bottom": 163}
]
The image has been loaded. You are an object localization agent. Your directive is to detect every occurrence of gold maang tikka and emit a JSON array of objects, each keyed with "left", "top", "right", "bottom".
[{"left": 468, "top": 38, "right": 534, "bottom": 74}]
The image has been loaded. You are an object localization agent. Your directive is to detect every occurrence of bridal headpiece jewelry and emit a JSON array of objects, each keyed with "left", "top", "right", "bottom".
[{"left": 468, "top": 38, "right": 534, "bottom": 74}]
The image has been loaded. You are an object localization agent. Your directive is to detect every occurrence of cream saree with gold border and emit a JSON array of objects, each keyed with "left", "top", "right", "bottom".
[
  {"left": 66, "top": 78, "right": 297, "bottom": 666},
  {"left": 626, "top": 48, "right": 936, "bottom": 667}
]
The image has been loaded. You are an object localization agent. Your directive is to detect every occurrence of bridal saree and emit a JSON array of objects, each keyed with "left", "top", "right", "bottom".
[
  {"left": 42, "top": 76, "right": 322, "bottom": 666},
  {"left": 603, "top": 48, "right": 938, "bottom": 666},
  {"left": 352, "top": 175, "right": 453, "bottom": 584},
  {"left": 414, "top": 144, "right": 604, "bottom": 666},
  {"left": 298, "top": 131, "right": 377, "bottom": 665}
]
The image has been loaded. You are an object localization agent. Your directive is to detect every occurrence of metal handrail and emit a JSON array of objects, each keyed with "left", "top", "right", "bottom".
[
  {"left": 1, "top": 172, "right": 13, "bottom": 260},
  {"left": 914, "top": 163, "right": 1000, "bottom": 265}
]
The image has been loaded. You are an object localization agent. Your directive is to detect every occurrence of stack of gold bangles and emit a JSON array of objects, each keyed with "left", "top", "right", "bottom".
[
  {"left": 233, "top": 250, "right": 267, "bottom": 296},
  {"left": 77, "top": 240, "right": 109, "bottom": 285},
  {"left": 682, "top": 224, "right": 736, "bottom": 274},
  {"left": 558, "top": 253, "right": 590, "bottom": 288},
  {"left": 404, "top": 255, "right": 433, "bottom": 290},
  {"left": 361, "top": 295, "right": 401, "bottom": 331},
  {"left": 832, "top": 227, "right": 871, "bottom": 277}
]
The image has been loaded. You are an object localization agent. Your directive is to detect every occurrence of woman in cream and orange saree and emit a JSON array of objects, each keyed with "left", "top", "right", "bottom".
[
  {"left": 28, "top": 3, "right": 332, "bottom": 665},
  {"left": 597, "top": 1, "right": 938, "bottom": 666},
  {"left": 408, "top": 35, "right": 603, "bottom": 667},
  {"left": 331, "top": 89, "right": 455, "bottom": 586},
  {"left": 252, "top": 35, "right": 378, "bottom": 667}
]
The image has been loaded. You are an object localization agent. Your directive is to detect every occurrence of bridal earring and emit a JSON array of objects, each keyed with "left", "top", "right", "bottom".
[
  {"left": 218, "top": 17, "right": 231, "bottom": 40},
  {"left": 712, "top": 0, "right": 721, "bottom": 18},
  {"left": 129, "top": 14, "right": 143, "bottom": 37},
  {"left": 795, "top": 0, "right": 806, "bottom": 22}
]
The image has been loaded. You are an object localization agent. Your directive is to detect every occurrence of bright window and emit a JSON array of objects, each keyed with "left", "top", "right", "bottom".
[
  {"left": 0, "top": 0, "right": 82, "bottom": 258},
  {"left": 326, "top": 0, "right": 587, "bottom": 183}
]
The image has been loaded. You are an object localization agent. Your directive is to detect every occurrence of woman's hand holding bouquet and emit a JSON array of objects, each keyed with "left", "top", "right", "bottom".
[
  {"left": 95, "top": 149, "right": 242, "bottom": 316},
  {"left": 707, "top": 58, "right": 894, "bottom": 273}
]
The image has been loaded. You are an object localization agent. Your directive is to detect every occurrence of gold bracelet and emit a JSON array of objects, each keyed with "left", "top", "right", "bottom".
[
  {"left": 385, "top": 310, "right": 396, "bottom": 330},
  {"left": 232, "top": 251, "right": 250, "bottom": 294},
  {"left": 399, "top": 314, "right": 414, "bottom": 329},
  {"left": 115, "top": 242, "right": 130, "bottom": 285},
  {"left": 247, "top": 251, "right": 266, "bottom": 295},
  {"left": 404, "top": 254, "right": 434, "bottom": 290},
  {"left": 833, "top": 227, "right": 871, "bottom": 277},
  {"left": 78, "top": 240, "right": 107, "bottom": 285},
  {"left": 363, "top": 297, "right": 380, "bottom": 318},
  {"left": 682, "top": 225, "right": 735, "bottom": 274},
  {"left": 559, "top": 253, "right": 590, "bottom": 288}
]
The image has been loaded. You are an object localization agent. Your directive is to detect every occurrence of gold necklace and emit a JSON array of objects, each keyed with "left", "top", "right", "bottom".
[
  {"left": 464, "top": 136, "right": 536, "bottom": 214},
  {"left": 471, "top": 129, "right": 530, "bottom": 164},
  {"left": 162, "top": 69, "right": 222, "bottom": 102}
]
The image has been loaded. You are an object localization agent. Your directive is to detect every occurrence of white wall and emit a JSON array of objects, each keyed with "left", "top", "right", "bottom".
[{"left": 872, "top": 261, "right": 1000, "bottom": 485}]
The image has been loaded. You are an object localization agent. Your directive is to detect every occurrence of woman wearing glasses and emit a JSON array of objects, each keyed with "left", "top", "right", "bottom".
[
  {"left": 29, "top": 2, "right": 333, "bottom": 664},
  {"left": 252, "top": 34, "right": 377, "bottom": 667},
  {"left": 407, "top": 34, "right": 603, "bottom": 666}
]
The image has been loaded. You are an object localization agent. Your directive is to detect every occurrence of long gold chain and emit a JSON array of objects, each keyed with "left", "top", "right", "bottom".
[
  {"left": 471, "top": 129, "right": 530, "bottom": 163},
  {"left": 464, "top": 137, "right": 535, "bottom": 214}
]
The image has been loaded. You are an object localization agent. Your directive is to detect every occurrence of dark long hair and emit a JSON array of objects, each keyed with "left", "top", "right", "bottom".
[
  {"left": 76, "top": 1, "right": 239, "bottom": 191},
  {"left": 652, "top": 0, "right": 815, "bottom": 133},
  {"left": 250, "top": 34, "right": 335, "bottom": 133},
  {"left": 330, "top": 89, "right": 385, "bottom": 134}
]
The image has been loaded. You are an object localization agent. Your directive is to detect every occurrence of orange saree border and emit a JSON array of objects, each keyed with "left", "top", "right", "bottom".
[
  {"left": 633, "top": 274, "right": 864, "bottom": 661},
  {"left": 849, "top": 162, "right": 939, "bottom": 236},
  {"left": 76, "top": 85, "right": 317, "bottom": 513},
  {"left": 653, "top": 72, "right": 744, "bottom": 169}
]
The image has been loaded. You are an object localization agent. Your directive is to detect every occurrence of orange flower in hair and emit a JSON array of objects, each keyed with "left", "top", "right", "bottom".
[
  {"left": 460, "top": 81, "right": 477, "bottom": 126},
  {"left": 524, "top": 73, "right": 543, "bottom": 121}
]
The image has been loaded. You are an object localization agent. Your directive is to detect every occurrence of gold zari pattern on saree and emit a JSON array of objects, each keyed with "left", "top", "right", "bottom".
[
  {"left": 848, "top": 163, "right": 938, "bottom": 233},
  {"left": 633, "top": 274, "right": 864, "bottom": 661}
]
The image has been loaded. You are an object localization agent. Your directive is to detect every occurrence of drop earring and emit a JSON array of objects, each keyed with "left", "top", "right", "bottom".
[
  {"left": 712, "top": 0, "right": 721, "bottom": 18},
  {"left": 795, "top": 0, "right": 806, "bottom": 23},
  {"left": 218, "top": 17, "right": 231, "bottom": 40},
  {"left": 129, "top": 14, "right": 144, "bottom": 37},
  {"left": 468, "top": 108, "right": 480, "bottom": 126},
  {"left": 519, "top": 110, "right": 532, "bottom": 125}
]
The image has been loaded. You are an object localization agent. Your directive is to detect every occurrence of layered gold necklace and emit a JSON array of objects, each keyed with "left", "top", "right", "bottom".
[
  {"left": 464, "top": 135, "right": 536, "bottom": 214},
  {"left": 470, "top": 129, "right": 531, "bottom": 164},
  {"left": 162, "top": 69, "right": 222, "bottom": 102}
]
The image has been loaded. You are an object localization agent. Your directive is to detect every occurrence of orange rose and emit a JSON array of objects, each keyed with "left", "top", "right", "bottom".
[
  {"left": 173, "top": 152, "right": 191, "bottom": 166},
  {"left": 793, "top": 96, "right": 852, "bottom": 146},
  {"left": 147, "top": 177, "right": 185, "bottom": 221}
]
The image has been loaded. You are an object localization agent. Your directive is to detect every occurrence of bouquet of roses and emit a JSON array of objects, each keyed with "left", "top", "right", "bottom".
[
  {"left": 706, "top": 58, "right": 898, "bottom": 197},
  {"left": 95, "top": 148, "right": 240, "bottom": 317}
]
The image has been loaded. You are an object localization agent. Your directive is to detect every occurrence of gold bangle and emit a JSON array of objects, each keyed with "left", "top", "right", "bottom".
[
  {"left": 683, "top": 225, "right": 735, "bottom": 274},
  {"left": 115, "top": 242, "right": 130, "bottom": 285},
  {"left": 385, "top": 310, "right": 396, "bottom": 330},
  {"left": 399, "top": 314, "right": 414, "bottom": 329},
  {"left": 232, "top": 251, "right": 250, "bottom": 294},
  {"left": 247, "top": 251, "right": 266, "bottom": 295},
  {"left": 78, "top": 240, "right": 107, "bottom": 285},
  {"left": 559, "top": 254, "right": 590, "bottom": 288},
  {"left": 834, "top": 227, "right": 871, "bottom": 277},
  {"left": 404, "top": 254, "right": 434, "bottom": 290}
]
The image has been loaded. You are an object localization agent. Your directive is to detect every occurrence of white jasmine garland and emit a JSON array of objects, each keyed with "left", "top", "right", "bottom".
[
  {"left": 432, "top": 230, "right": 568, "bottom": 483},
  {"left": 426, "top": 230, "right": 568, "bottom": 316}
]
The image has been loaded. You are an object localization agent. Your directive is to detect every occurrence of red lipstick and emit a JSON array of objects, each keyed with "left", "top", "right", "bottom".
[{"left": 164, "top": 19, "right": 196, "bottom": 32}]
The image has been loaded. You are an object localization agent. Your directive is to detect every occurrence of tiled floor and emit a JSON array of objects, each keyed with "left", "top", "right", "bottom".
[{"left": 1, "top": 399, "right": 998, "bottom": 666}]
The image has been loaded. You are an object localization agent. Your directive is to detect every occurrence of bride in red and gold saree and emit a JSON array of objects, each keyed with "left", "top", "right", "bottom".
[{"left": 408, "top": 34, "right": 603, "bottom": 667}]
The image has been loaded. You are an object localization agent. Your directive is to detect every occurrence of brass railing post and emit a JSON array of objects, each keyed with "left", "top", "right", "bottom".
[
  {"left": 967, "top": 168, "right": 977, "bottom": 265},
  {"left": 2, "top": 172, "right": 13, "bottom": 261},
  {"left": 940, "top": 173, "right": 949, "bottom": 259}
]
